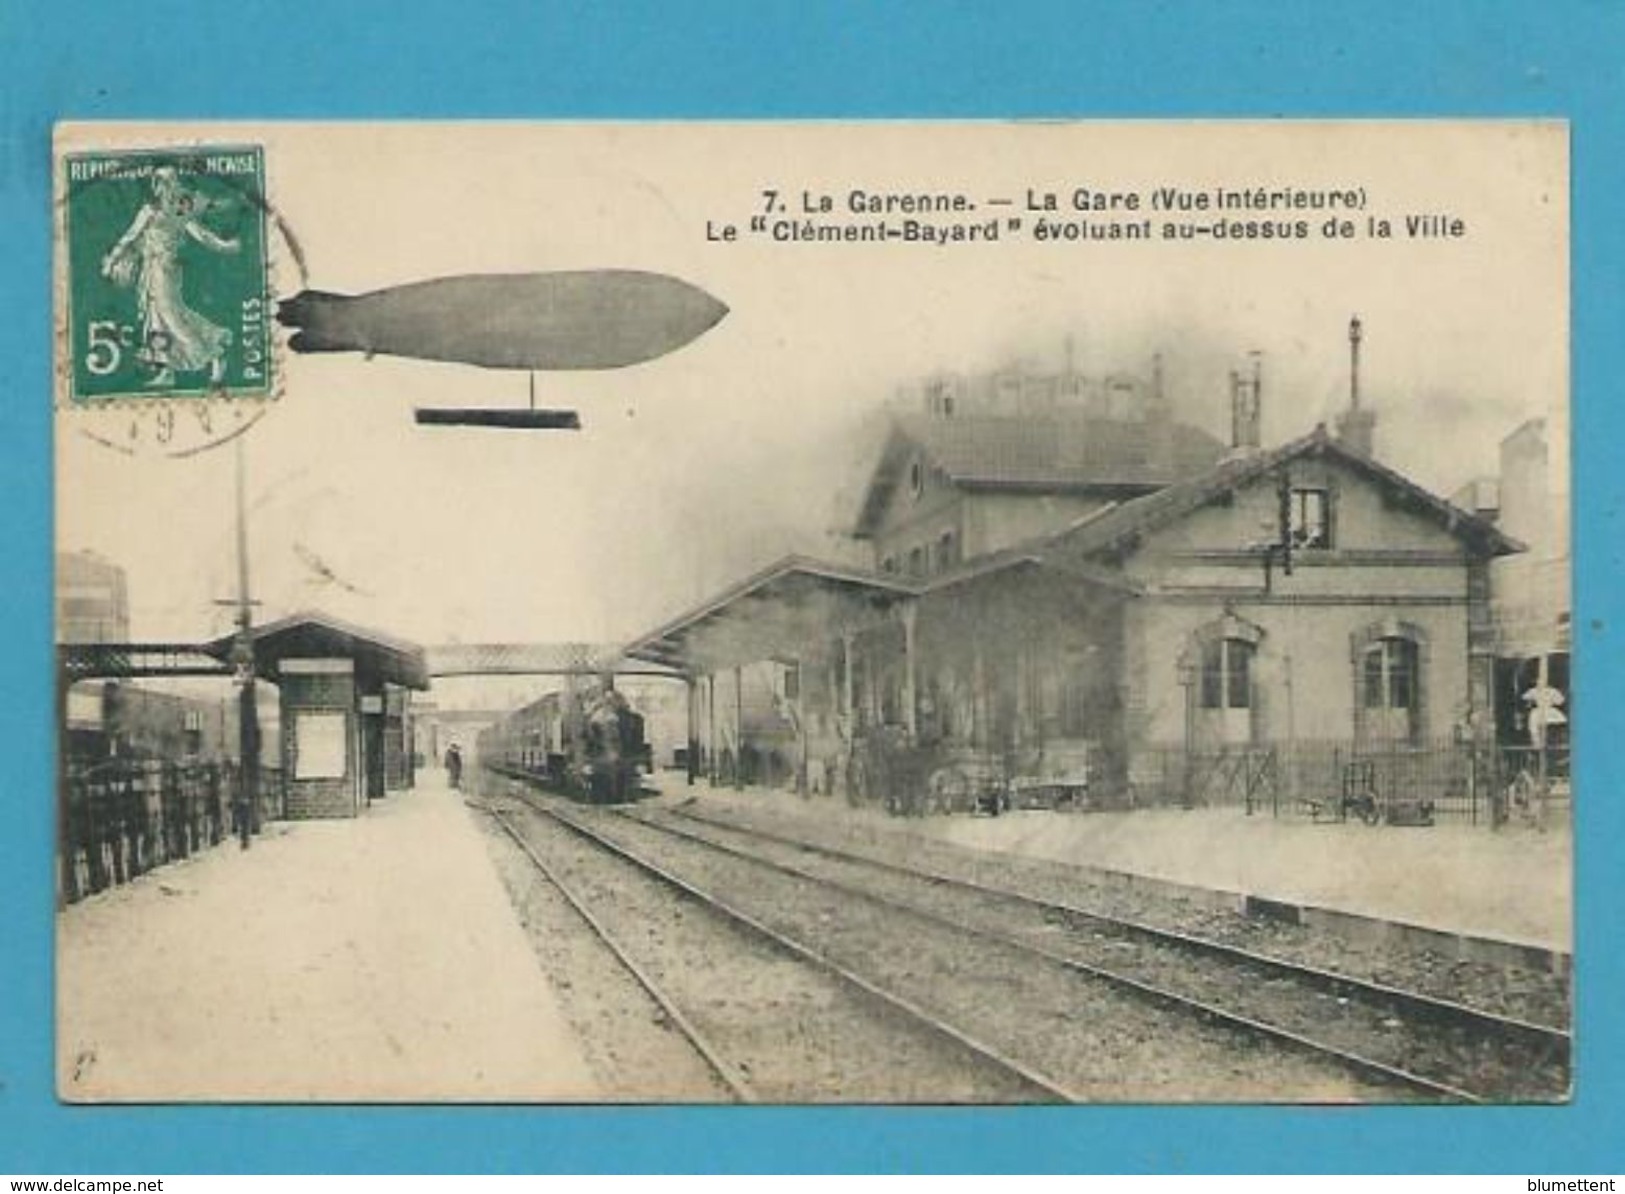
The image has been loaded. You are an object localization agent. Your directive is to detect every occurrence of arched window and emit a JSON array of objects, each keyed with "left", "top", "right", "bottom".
[
  {"left": 1363, "top": 637, "right": 1417, "bottom": 711},
  {"left": 1201, "top": 637, "right": 1255, "bottom": 711},
  {"left": 1187, "top": 614, "right": 1264, "bottom": 745},
  {"left": 1352, "top": 621, "right": 1426, "bottom": 743}
]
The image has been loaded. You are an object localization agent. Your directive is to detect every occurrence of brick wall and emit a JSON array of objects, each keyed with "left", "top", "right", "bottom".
[{"left": 279, "top": 670, "right": 359, "bottom": 819}]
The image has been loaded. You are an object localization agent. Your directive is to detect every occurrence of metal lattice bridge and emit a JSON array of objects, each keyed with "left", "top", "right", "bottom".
[
  {"left": 57, "top": 643, "right": 232, "bottom": 683},
  {"left": 422, "top": 642, "right": 680, "bottom": 679}
]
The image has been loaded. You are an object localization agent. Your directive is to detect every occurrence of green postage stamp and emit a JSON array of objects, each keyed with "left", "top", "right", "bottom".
[{"left": 61, "top": 145, "right": 273, "bottom": 403}]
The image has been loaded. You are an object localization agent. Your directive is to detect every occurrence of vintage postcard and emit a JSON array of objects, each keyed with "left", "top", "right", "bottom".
[{"left": 53, "top": 121, "right": 1569, "bottom": 1104}]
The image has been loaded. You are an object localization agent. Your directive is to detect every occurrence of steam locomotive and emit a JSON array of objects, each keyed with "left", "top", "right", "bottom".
[{"left": 476, "top": 681, "right": 649, "bottom": 804}]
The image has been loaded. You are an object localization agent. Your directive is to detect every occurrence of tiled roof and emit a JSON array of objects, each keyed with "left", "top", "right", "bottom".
[
  {"left": 1050, "top": 427, "right": 1523, "bottom": 562},
  {"left": 855, "top": 411, "right": 1226, "bottom": 537},
  {"left": 204, "top": 610, "right": 429, "bottom": 689},
  {"left": 620, "top": 554, "right": 919, "bottom": 669},
  {"left": 897, "top": 411, "right": 1225, "bottom": 488},
  {"left": 618, "top": 431, "right": 1520, "bottom": 676}
]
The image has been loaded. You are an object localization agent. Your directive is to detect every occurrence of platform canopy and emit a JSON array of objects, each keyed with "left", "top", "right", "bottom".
[
  {"left": 621, "top": 554, "right": 919, "bottom": 674},
  {"left": 204, "top": 611, "right": 430, "bottom": 690}
]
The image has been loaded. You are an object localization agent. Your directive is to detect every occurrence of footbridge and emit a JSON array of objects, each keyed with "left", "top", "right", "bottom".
[{"left": 423, "top": 642, "right": 683, "bottom": 680}]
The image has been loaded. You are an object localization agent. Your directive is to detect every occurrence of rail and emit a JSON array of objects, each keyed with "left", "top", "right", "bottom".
[
  {"left": 631, "top": 804, "right": 1568, "bottom": 1102},
  {"left": 517, "top": 791, "right": 1083, "bottom": 1102},
  {"left": 478, "top": 801, "right": 756, "bottom": 1102}
]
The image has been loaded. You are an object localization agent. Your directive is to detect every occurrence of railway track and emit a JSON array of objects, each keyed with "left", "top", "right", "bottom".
[
  {"left": 501, "top": 787, "right": 1397, "bottom": 1102},
  {"left": 633, "top": 802, "right": 1571, "bottom": 1103},
  {"left": 477, "top": 791, "right": 1071, "bottom": 1102},
  {"left": 481, "top": 803, "right": 754, "bottom": 1101}
]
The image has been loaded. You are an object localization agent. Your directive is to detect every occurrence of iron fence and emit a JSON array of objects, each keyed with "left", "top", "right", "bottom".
[
  {"left": 714, "top": 726, "right": 1570, "bottom": 831},
  {"left": 59, "top": 758, "right": 284, "bottom": 904},
  {"left": 1139, "top": 737, "right": 1571, "bottom": 827}
]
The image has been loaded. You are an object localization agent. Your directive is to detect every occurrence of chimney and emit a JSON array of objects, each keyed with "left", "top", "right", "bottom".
[
  {"left": 1335, "top": 314, "right": 1378, "bottom": 456},
  {"left": 1149, "top": 352, "right": 1168, "bottom": 419},
  {"left": 1147, "top": 351, "right": 1175, "bottom": 473},
  {"left": 1230, "top": 351, "right": 1262, "bottom": 452}
]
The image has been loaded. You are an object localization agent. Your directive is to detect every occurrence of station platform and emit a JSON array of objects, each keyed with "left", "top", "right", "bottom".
[
  {"left": 654, "top": 776, "right": 1573, "bottom": 961},
  {"left": 57, "top": 774, "right": 599, "bottom": 1102}
]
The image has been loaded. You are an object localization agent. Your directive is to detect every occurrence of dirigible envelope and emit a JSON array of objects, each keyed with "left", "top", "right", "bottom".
[{"left": 276, "top": 270, "right": 728, "bottom": 371}]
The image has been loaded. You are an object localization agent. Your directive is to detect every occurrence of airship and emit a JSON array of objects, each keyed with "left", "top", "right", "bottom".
[
  {"left": 276, "top": 270, "right": 728, "bottom": 428},
  {"left": 277, "top": 270, "right": 728, "bottom": 370}
]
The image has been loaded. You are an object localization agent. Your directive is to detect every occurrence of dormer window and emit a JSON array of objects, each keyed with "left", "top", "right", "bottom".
[{"left": 1289, "top": 487, "right": 1331, "bottom": 550}]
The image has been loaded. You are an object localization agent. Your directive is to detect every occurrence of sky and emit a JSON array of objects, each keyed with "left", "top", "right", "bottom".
[{"left": 54, "top": 121, "right": 1568, "bottom": 689}]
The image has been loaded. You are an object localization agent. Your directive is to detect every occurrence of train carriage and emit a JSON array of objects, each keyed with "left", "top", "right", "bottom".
[{"left": 478, "top": 680, "right": 648, "bottom": 804}]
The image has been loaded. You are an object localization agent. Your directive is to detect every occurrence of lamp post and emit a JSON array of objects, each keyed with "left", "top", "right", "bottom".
[
  {"left": 1280, "top": 650, "right": 1295, "bottom": 819},
  {"left": 231, "top": 435, "right": 259, "bottom": 848}
]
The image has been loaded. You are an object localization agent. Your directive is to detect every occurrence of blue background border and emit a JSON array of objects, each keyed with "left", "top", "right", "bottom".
[{"left": 3, "top": 0, "right": 1620, "bottom": 1174}]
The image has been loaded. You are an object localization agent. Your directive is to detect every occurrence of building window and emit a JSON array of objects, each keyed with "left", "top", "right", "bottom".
[
  {"left": 937, "top": 530, "right": 959, "bottom": 571},
  {"left": 908, "top": 546, "right": 925, "bottom": 576},
  {"left": 1363, "top": 637, "right": 1418, "bottom": 710},
  {"left": 1289, "top": 487, "right": 1332, "bottom": 550},
  {"left": 909, "top": 458, "right": 924, "bottom": 498},
  {"left": 881, "top": 555, "right": 897, "bottom": 574},
  {"left": 1357, "top": 630, "right": 1424, "bottom": 742},
  {"left": 1199, "top": 638, "right": 1254, "bottom": 710}
]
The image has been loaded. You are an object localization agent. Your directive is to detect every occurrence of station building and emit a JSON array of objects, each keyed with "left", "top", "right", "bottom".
[
  {"left": 625, "top": 345, "right": 1522, "bottom": 817},
  {"left": 207, "top": 612, "right": 430, "bottom": 818}
]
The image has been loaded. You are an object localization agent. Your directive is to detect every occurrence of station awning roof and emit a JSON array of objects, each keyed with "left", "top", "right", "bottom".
[
  {"left": 204, "top": 611, "right": 430, "bottom": 690},
  {"left": 621, "top": 554, "right": 919, "bottom": 673}
]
